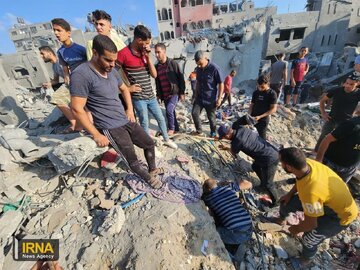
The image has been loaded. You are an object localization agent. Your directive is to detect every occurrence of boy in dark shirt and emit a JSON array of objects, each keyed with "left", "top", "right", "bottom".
[
  {"left": 217, "top": 124, "right": 279, "bottom": 204},
  {"left": 248, "top": 75, "right": 277, "bottom": 140},
  {"left": 316, "top": 117, "right": 360, "bottom": 183},
  {"left": 315, "top": 74, "right": 360, "bottom": 151}
]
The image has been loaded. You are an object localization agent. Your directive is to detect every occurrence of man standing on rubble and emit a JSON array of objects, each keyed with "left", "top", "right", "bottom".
[
  {"left": 39, "top": 46, "right": 64, "bottom": 90},
  {"left": 217, "top": 124, "right": 279, "bottom": 204},
  {"left": 285, "top": 47, "right": 309, "bottom": 107},
  {"left": 248, "top": 75, "right": 278, "bottom": 140},
  {"left": 315, "top": 116, "right": 360, "bottom": 183},
  {"left": 315, "top": 73, "right": 360, "bottom": 151},
  {"left": 117, "top": 25, "right": 177, "bottom": 149},
  {"left": 275, "top": 147, "right": 358, "bottom": 267},
  {"left": 70, "top": 35, "right": 163, "bottom": 189},
  {"left": 269, "top": 52, "right": 288, "bottom": 101},
  {"left": 221, "top": 70, "right": 236, "bottom": 107},
  {"left": 191, "top": 50, "right": 225, "bottom": 137},
  {"left": 154, "top": 43, "right": 185, "bottom": 136}
]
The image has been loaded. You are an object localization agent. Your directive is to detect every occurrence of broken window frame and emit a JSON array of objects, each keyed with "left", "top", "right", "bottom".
[
  {"left": 278, "top": 29, "right": 291, "bottom": 41},
  {"left": 164, "top": 31, "right": 171, "bottom": 40},
  {"left": 162, "top": 8, "right": 169, "bottom": 20},
  {"left": 293, "top": 28, "right": 306, "bottom": 40}
]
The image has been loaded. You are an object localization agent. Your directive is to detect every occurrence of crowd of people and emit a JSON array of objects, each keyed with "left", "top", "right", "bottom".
[{"left": 38, "top": 10, "right": 360, "bottom": 268}]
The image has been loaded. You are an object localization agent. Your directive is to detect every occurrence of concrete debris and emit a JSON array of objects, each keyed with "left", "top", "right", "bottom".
[
  {"left": 273, "top": 245, "right": 289, "bottom": 259},
  {"left": 0, "top": 210, "right": 23, "bottom": 244},
  {"left": 98, "top": 206, "right": 125, "bottom": 236}
]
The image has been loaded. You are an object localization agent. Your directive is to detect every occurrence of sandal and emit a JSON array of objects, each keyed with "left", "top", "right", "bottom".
[
  {"left": 148, "top": 176, "right": 163, "bottom": 189},
  {"left": 149, "top": 167, "right": 166, "bottom": 177},
  {"left": 190, "top": 131, "right": 204, "bottom": 137}
]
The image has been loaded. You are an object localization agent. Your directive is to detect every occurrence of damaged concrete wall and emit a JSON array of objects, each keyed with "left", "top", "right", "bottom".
[
  {"left": 0, "top": 60, "right": 28, "bottom": 126},
  {"left": 347, "top": 1, "right": 360, "bottom": 46},
  {"left": 0, "top": 51, "right": 51, "bottom": 89}
]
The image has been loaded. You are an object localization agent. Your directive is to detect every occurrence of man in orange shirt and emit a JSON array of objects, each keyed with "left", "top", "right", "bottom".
[{"left": 221, "top": 70, "right": 236, "bottom": 107}]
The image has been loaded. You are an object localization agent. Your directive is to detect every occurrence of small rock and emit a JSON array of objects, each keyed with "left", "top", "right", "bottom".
[
  {"left": 343, "top": 235, "right": 351, "bottom": 244},
  {"left": 354, "top": 238, "right": 360, "bottom": 248},
  {"left": 350, "top": 221, "right": 360, "bottom": 232},
  {"left": 322, "top": 250, "right": 333, "bottom": 261},
  {"left": 332, "top": 247, "right": 341, "bottom": 255},
  {"left": 98, "top": 206, "right": 125, "bottom": 236},
  {"left": 273, "top": 245, "right": 288, "bottom": 259},
  {"left": 72, "top": 185, "right": 85, "bottom": 197},
  {"left": 89, "top": 197, "right": 100, "bottom": 208}
]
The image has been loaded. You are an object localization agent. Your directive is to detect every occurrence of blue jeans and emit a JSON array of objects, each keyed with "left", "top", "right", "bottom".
[
  {"left": 164, "top": 95, "right": 179, "bottom": 131},
  {"left": 132, "top": 98, "right": 169, "bottom": 141}
]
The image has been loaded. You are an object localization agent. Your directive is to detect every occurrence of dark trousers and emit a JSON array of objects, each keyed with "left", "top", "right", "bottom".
[
  {"left": 324, "top": 158, "right": 358, "bottom": 183},
  {"left": 104, "top": 122, "right": 156, "bottom": 181},
  {"left": 192, "top": 101, "right": 217, "bottom": 133},
  {"left": 314, "top": 120, "right": 339, "bottom": 151},
  {"left": 252, "top": 161, "right": 278, "bottom": 202},
  {"left": 254, "top": 117, "right": 269, "bottom": 140},
  {"left": 280, "top": 194, "right": 347, "bottom": 259},
  {"left": 221, "top": 92, "right": 232, "bottom": 106},
  {"left": 164, "top": 95, "right": 179, "bottom": 132}
]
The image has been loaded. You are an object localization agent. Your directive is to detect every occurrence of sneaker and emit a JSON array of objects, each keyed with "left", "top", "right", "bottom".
[{"left": 164, "top": 140, "right": 178, "bottom": 149}]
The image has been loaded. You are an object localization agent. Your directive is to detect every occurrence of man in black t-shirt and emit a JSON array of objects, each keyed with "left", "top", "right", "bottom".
[
  {"left": 315, "top": 74, "right": 360, "bottom": 151},
  {"left": 249, "top": 75, "right": 278, "bottom": 139},
  {"left": 316, "top": 117, "right": 360, "bottom": 183},
  {"left": 217, "top": 124, "right": 279, "bottom": 204}
]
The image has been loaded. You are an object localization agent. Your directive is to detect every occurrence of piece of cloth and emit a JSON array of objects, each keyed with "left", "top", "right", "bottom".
[
  {"left": 50, "top": 84, "right": 70, "bottom": 105},
  {"left": 231, "top": 126, "right": 279, "bottom": 165},
  {"left": 192, "top": 101, "right": 217, "bottom": 133},
  {"left": 314, "top": 119, "right": 338, "bottom": 151},
  {"left": 117, "top": 45, "right": 155, "bottom": 100},
  {"left": 195, "top": 61, "right": 225, "bottom": 106},
  {"left": 280, "top": 194, "right": 348, "bottom": 259},
  {"left": 326, "top": 86, "right": 360, "bottom": 123},
  {"left": 164, "top": 94, "right": 179, "bottom": 131},
  {"left": 70, "top": 62, "right": 129, "bottom": 130},
  {"left": 57, "top": 42, "right": 87, "bottom": 72},
  {"left": 132, "top": 97, "right": 169, "bottom": 140},
  {"left": 125, "top": 171, "right": 202, "bottom": 204},
  {"left": 251, "top": 88, "right": 277, "bottom": 117},
  {"left": 291, "top": 57, "right": 308, "bottom": 82},
  {"left": 324, "top": 117, "right": 360, "bottom": 167},
  {"left": 295, "top": 159, "right": 358, "bottom": 226},
  {"left": 202, "top": 182, "right": 252, "bottom": 230},
  {"left": 86, "top": 29, "right": 126, "bottom": 60},
  {"left": 155, "top": 58, "right": 185, "bottom": 100},
  {"left": 52, "top": 60, "right": 64, "bottom": 78},
  {"left": 104, "top": 122, "right": 155, "bottom": 182},
  {"left": 156, "top": 61, "right": 171, "bottom": 100},
  {"left": 270, "top": 60, "right": 288, "bottom": 84},
  {"left": 224, "top": 75, "right": 232, "bottom": 93}
]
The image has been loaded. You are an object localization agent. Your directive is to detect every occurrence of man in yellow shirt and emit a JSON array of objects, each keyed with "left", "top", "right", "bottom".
[
  {"left": 86, "top": 10, "right": 126, "bottom": 60},
  {"left": 275, "top": 147, "right": 358, "bottom": 265}
]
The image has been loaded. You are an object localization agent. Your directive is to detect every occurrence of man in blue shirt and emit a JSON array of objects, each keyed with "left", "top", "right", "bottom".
[{"left": 191, "top": 50, "right": 224, "bottom": 137}]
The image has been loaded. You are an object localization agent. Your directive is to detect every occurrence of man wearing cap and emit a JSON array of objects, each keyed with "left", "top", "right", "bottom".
[
  {"left": 315, "top": 73, "right": 360, "bottom": 151},
  {"left": 191, "top": 50, "right": 225, "bottom": 137},
  {"left": 217, "top": 124, "right": 279, "bottom": 204}
]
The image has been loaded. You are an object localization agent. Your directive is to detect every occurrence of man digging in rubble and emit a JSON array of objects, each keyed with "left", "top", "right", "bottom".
[
  {"left": 202, "top": 178, "right": 253, "bottom": 268},
  {"left": 191, "top": 50, "right": 225, "bottom": 138},
  {"left": 273, "top": 147, "right": 358, "bottom": 267},
  {"left": 70, "top": 35, "right": 163, "bottom": 189},
  {"left": 315, "top": 73, "right": 360, "bottom": 151},
  {"left": 217, "top": 124, "right": 279, "bottom": 205}
]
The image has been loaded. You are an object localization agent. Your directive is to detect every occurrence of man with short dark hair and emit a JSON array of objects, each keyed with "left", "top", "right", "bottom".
[
  {"left": 117, "top": 25, "right": 177, "bottom": 149},
  {"left": 191, "top": 50, "right": 225, "bottom": 137},
  {"left": 70, "top": 35, "right": 163, "bottom": 189},
  {"left": 316, "top": 117, "right": 360, "bottom": 183},
  {"left": 39, "top": 46, "right": 64, "bottom": 89},
  {"left": 154, "top": 43, "right": 185, "bottom": 135},
  {"left": 269, "top": 52, "right": 288, "bottom": 100},
  {"left": 315, "top": 74, "right": 360, "bottom": 151},
  {"left": 276, "top": 147, "right": 358, "bottom": 267},
  {"left": 217, "top": 124, "right": 279, "bottom": 204},
  {"left": 86, "top": 9, "right": 125, "bottom": 60},
  {"left": 221, "top": 70, "right": 236, "bottom": 107},
  {"left": 248, "top": 75, "right": 277, "bottom": 140}
]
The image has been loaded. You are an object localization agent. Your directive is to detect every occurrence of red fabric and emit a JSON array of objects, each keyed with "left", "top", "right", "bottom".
[
  {"left": 117, "top": 46, "right": 146, "bottom": 68},
  {"left": 224, "top": 75, "right": 232, "bottom": 93}
]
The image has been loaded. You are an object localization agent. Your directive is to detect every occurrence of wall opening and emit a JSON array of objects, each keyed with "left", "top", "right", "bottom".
[
  {"left": 171, "top": 31, "right": 175, "bottom": 39},
  {"left": 321, "top": 35, "right": 325, "bottom": 46},
  {"left": 14, "top": 67, "right": 30, "bottom": 77},
  {"left": 183, "top": 23, "right": 188, "bottom": 31},
  {"left": 334, "top": 34, "right": 338, "bottom": 45},
  {"left": 327, "top": 35, "right": 331, "bottom": 45},
  {"left": 191, "top": 22, "right": 197, "bottom": 30},
  {"left": 197, "top": 21, "right": 204, "bottom": 29},
  {"left": 327, "top": 4, "right": 330, "bottom": 14},
  {"left": 162, "top": 8, "right": 169, "bottom": 20},
  {"left": 160, "top": 33, "right": 164, "bottom": 41},
  {"left": 168, "top": 8, "right": 173, "bottom": 20},
  {"left": 205, "top": 20, "right": 211, "bottom": 28},
  {"left": 196, "top": 0, "right": 203, "bottom": 5},
  {"left": 293, "top": 28, "right": 306, "bottom": 40},
  {"left": 333, "top": 4, "right": 337, "bottom": 14},
  {"left": 176, "top": 22, "right": 180, "bottom": 27},
  {"left": 278, "top": 29, "right": 291, "bottom": 41},
  {"left": 181, "top": 0, "right": 187, "bottom": 7},
  {"left": 157, "top": 10, "right": 161, "bottom": 21},
  {"left": 174, "top": 0, "right": 178, "bottom": 4},
  {"left": 190, "top": 0, "right": 196, "bottom": 6},
  {"left": 164, "top": 31, "right": 171, "bottom": 40},
  {"left": 229, "top": 35, "right": 243, "bottom": 43}
]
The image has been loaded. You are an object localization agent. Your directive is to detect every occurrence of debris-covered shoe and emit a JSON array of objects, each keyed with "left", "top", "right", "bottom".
[
  {"left": 164, "top": 140, "right": 178, "bottom": 149},
  {"left": 148, "top": 176, "right": 163, "bottom": 189}
]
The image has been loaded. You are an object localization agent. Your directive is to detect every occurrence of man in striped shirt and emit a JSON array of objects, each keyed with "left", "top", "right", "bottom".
[
  {"left": 202, "top": 178, "right": 253, "bottom": 265},
  {"left": 117, "top": 25, "right": 177, "bottom": 149}
]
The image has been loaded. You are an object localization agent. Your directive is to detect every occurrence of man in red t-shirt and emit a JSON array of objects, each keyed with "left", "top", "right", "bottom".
[
  {"left": 285, "top": 47, "right": 309, "bottom": 106},
  {"left": 221, "top": 70, "right": 236, "bottom": 106}
]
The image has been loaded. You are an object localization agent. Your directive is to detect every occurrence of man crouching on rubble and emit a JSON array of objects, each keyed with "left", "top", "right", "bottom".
[
  {"left": 69, "top": 35, "right": 163, "bottom": 189},
  {"left": 202, "top": 178, "right": 253, "bottom": 267},
  {"left": 274, "top": 147, "right": 358, "bottom": 266}
]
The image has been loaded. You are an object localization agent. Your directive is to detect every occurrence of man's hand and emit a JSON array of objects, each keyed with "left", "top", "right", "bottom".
[
  {"left": 279, "top": 192, "right": 293, "bottom": 206},
  {"left": 93, "top": 134, "right": 110, "bottom": 147},
  {"left": 254, "top": 115, "right": 262, "bottom": 121},
  {"left": 31, "top": 261, "right": 63, "bottom": 270},
  {"left": 291, "top": 79, "right": 295, "bottom": 88},
  {"left": 42, "top": 82, "right": 52, "bottom": 89},
  {"left": 126, "top": 109, "right": 136, "bottom": 122},
  {"left": 179, "top": 94, "right": 185, "bottom": 102},
  {"left": 321, "top": 112, "right": 331, "bottom": 122},
  {"left": 129, "top": 84, "right": 141, "bottom": 93},
  {"left": 143, "top": 45, "right": 152, "bottom": 58},
  {"left": 216, "top": 98, "right": 222, "bottom": 108},
  {"left": 64, "top": 76, "right": 70, "bottom": 86}
]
